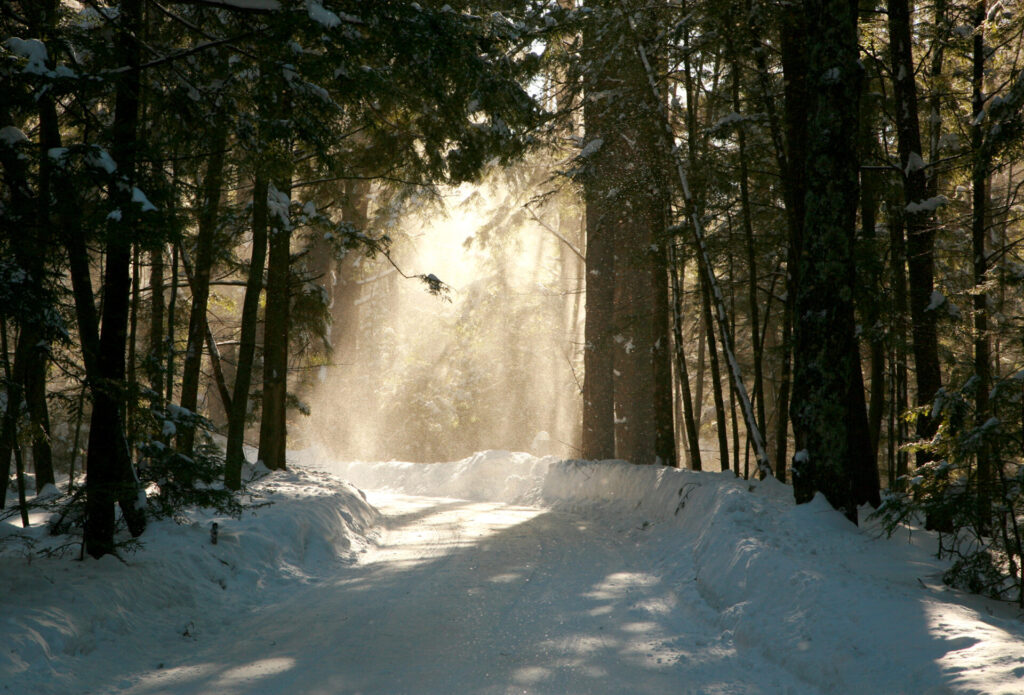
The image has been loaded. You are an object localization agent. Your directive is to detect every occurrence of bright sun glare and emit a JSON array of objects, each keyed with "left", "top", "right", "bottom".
[{"left": 299, "top": 164, "right": 585, "bottom": 464}]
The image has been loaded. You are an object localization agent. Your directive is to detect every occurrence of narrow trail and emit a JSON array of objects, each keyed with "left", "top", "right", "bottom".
[{"left": 118, "top": 490, "right": 815, "bottom": 695}]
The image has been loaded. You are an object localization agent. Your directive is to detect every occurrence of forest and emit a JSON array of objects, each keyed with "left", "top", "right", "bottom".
[{"left": 3, "top": 0, "right": 1024, "bottom": 614}]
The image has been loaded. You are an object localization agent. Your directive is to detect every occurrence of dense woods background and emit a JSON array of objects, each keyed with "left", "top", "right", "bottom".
[{"left": 3, "top": 0, "right": 1024, "bottom": 602}]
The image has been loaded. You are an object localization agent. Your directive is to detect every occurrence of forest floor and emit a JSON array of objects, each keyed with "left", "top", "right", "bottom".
[{"left": 3, "top": 451, "right": 1024, "bottom": 694}]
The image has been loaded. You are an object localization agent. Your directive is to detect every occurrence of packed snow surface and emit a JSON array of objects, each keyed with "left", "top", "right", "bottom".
[{"left": 4, "top": 450, "right": 1024, "bottom": 694}]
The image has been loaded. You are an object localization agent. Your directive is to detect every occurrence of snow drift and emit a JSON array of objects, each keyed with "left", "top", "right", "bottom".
[
  {"left": 319, "top": 450, "right": 1024, "bottom": 694},
  {"left": 3, "top": 450, "right": 1024, "bottom": 694},
  {"left": 1, "top": 466, "right": 377, "bottom": 692}
]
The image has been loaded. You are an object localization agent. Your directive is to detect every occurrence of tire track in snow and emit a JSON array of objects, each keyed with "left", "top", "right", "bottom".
[{"left": 115, "top": 491, "right": 819, "bottom": 695}]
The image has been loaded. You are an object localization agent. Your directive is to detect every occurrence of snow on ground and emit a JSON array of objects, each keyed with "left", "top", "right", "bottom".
[
  {"left": 3, "top": 450, "right": 1024, "bottom": 694},
  {"left": 1, "top": 466, "right": 377, "bottom": 694}
]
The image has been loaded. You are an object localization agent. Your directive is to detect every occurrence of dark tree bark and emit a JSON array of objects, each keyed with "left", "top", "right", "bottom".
[
  {"left": 0, "top": 106, "right": 40, "bottom": 502},
  {"left": 769, "top": 5, "right": 811, "bottom": 484},
  {"left": 166, "top": 244, "right": 179, "bottom": 407},
  {"left": 23, "top": 337, "right": 54, "bottom": 491},
  {"left": 225, "top": 176, "right": 270, "bottom": 489},
  {"left": 177, "top": 120, "right": 228, "bottom": 456},
  {"left": 652, "top": 238, "right": 676, "bottom": 468},
  {"left": 888, "top": 0, "right": 942, "bottom": 464},
  {"left": 859, "top": 75, "right": 886, "bottom": 458},
  {"left": 888, "top": 201, "right": 911, "bottom": 484},
  {"left": 83, "top": 0, "right": 147, "bottom": 557},
  {"left": 579, "top": 7, "right": 619, "bottom": 461},
  {"left": 126, "top": 247, "right": 141, "bottom": 447},
  {"left": 148, "top": 245, "right": 165, "bottom": 398},
  {"left": 670, "top": 248, "right": 701, "bottom": 470},
  {"left": 790, "top": 0, "right": 879, "bottom": 521},
  {"left": 971, "top": 0, "right": 992, "bottom": 531},
  {"left": 701, "top": 273, "right": 730, "bottom": 472},
  {"left": 577, "top": 1, "right": 677, "bottom": 466},
  {"left": 258, "top": 180, "right": 292, "bottom": 471},
  {"left": 0, "top": 325, "right": 29, "bottom": 510},
  {"left": 176, "top": 241, "right": 233, "bottom": 422},
  {"left": 0, "top": 320, "right": 29, "bottom": 526}
]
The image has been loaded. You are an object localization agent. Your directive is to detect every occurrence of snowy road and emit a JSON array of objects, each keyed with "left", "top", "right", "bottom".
[
  {"left": 8, "top": 454, "right": 1024, "bottom": 694},
  {"left": 120, "top": 491, "right": 814, "bottom": 695}
]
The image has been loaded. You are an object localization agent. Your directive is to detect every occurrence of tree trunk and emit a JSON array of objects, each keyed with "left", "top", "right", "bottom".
[
  {"left": 148, "top": 245, "right": 165, "bottom": 399},
  {"left": 166, "top": 243, "right": 179, "bottom": 408},
  {"left": 652, "top": 238, "right": 676, "bottom": 468},
  {"left": 0, "top": 322, "right": 29, "bottom": 509},
  {"left": 791, "top": 0, "right": 879, "bottom": 521},
  {"left": 888, "top": 0, "right": 942, "bottom": 466},
  {"left": 579, "top": 7, "right": 618, "bottom": 461},
  {"left": 774, "top": 2, "right": 810, "bottom": 484},
  {"left": 701, "top": 273, "right": 729, "bottom": 472},
  {"left": 0, "top": 320, "right": 30, "bottom": 526},
  {"left": 0, "top": 100, "right": 55, "bottom": 493},
  {"left": 177, "top": 120, "right": 228, "bottom": 456},
  {"left": 225, "top": 176, "right": 270, "bottom": 489},
  {"left": 83, "top": 0, "right": 147, "bottom": 557},
  {"left": 971, "top": 0, "right": 992, "bottom": 531},
  {"left": 258, "top": 180, "right": 292, "bottom": 471},
  {"left": 859, "top": 75, "right": 886, "bottom": 457},
  {"left": 889, "top": 200, "right": 911, "bottom": 484},
  {"left": 670, "top": 247, "right": 701, "bottom": 470},
  {"left": 23, "top": 334, "right": 54, "bottom": 491},
  {"left": 732, "top": 53, "right": 767, "bottom": 448}
]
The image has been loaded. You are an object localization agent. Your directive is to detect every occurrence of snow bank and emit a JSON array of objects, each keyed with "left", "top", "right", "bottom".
[
  {"left": 317, "top": 449, "right": 1024, "bottom": 695},
  {"left": 1, "top": 466, "right": 377, "bottom": 692},
  {"left": 6, "top": 449, "right": 1024, "bottom": 694},
  {"left": 312, "top": 449, "right": 688, "bottom": 518},
  {"left": 302, "top": 449, "right": 556, "bottom": 504}
]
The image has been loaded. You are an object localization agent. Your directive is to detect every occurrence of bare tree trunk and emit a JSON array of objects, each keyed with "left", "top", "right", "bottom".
[
  {"left": 0, "top": 319, "right": 29, "bottom": 526},
  {"left": 790, "top": 0, "right": 879, "bottom": 520},
  {"left": 148, "top": 244, "right": 165, "bottom": 400},
  {"left": 731, "top": 54, "right": 767, "bottom": 446},
  {"left": 888, "top": 0, "right": 942, "bottom": 467},
  {"left": 258, "top": 179, "right": 293, "bottom": 471},
  {"left": 166, "top": 243, "right": 179, "bottom": 409},
  {"left": 126, "top": 246, "right": 140, "bottom": 451},
  {"left": 176, "top": 241, "right": 233, "bottom": 422},
  {"left": 670, "top": 246, "right": 701, "bottom": 470},
  {"left": 177, "top": 120, "right": 228, "bottom": 456},
  {"left": 83, "top": 0, "right": 147, "bottom": 557},
  {"left": 889, "top": 201, "right": 911, "bottom": 484},
  {"left": 579, "top": 6, "right": 618, "bottom": 461},
  {"left": 701, "top": 273, "right": 729, "bottom": 472},
  {"left": 971, "top": 0, "right": 992, "bottom": 531},
  {"left": 225, "top": 176, "right": 270, "bottom": 489},
  {"left": 859, "top": 76, "right": 886, "bottom": 458},
  {"left": 652, "top": 236, "right": 676, "bottom": 467}
]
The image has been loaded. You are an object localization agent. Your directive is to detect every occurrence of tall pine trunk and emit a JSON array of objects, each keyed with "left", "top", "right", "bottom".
[
  {"left": 579, "top": 7, "right": 618, "bottom": 461},
  {"left": 791, "top": 0, "right": 879, "bottom": 521},
  {"left": 670, "top": 248, "right": 701, "bottom": 470},
  {"left": 258, "top": 181, "right": 292, "bottom": 471},
  {"left": 775, "top": 4, "right": 809, "bottom": 484},
  {"left": 888, "top": 0, "right": 942, "bottom": 465},
  {"left": 82, "top": 0, "right": 147, "bottom": 557},
  {"left": 177, "top": 120, "right": 228, "bottom": 456},
  {"left": 225, "top": 176, "right": 270, "bottom": 489},
  {"left": 971, "top": 0, "right": 992, "bottom": 531}
]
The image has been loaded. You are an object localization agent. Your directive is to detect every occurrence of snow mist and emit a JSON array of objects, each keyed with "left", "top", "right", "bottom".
[{"left": 297, "top": 166, "right": 584, "bottom": 462}]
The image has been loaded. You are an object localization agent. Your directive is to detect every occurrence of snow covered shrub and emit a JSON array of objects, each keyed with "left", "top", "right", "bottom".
[
  {"left": 876, "top": 374, "right": 1024, "bottom": 606},
  {"left": 135, "top": 400, "right": 253, "bottom": 523}
]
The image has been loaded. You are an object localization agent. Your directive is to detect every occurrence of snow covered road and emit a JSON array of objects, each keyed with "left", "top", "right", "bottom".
[
  {"left": 6, "top": 452, "right": 1024, "bottom": 694},
  {"left": 120, "top": 491, "right": 814, "bottom": 695}
]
